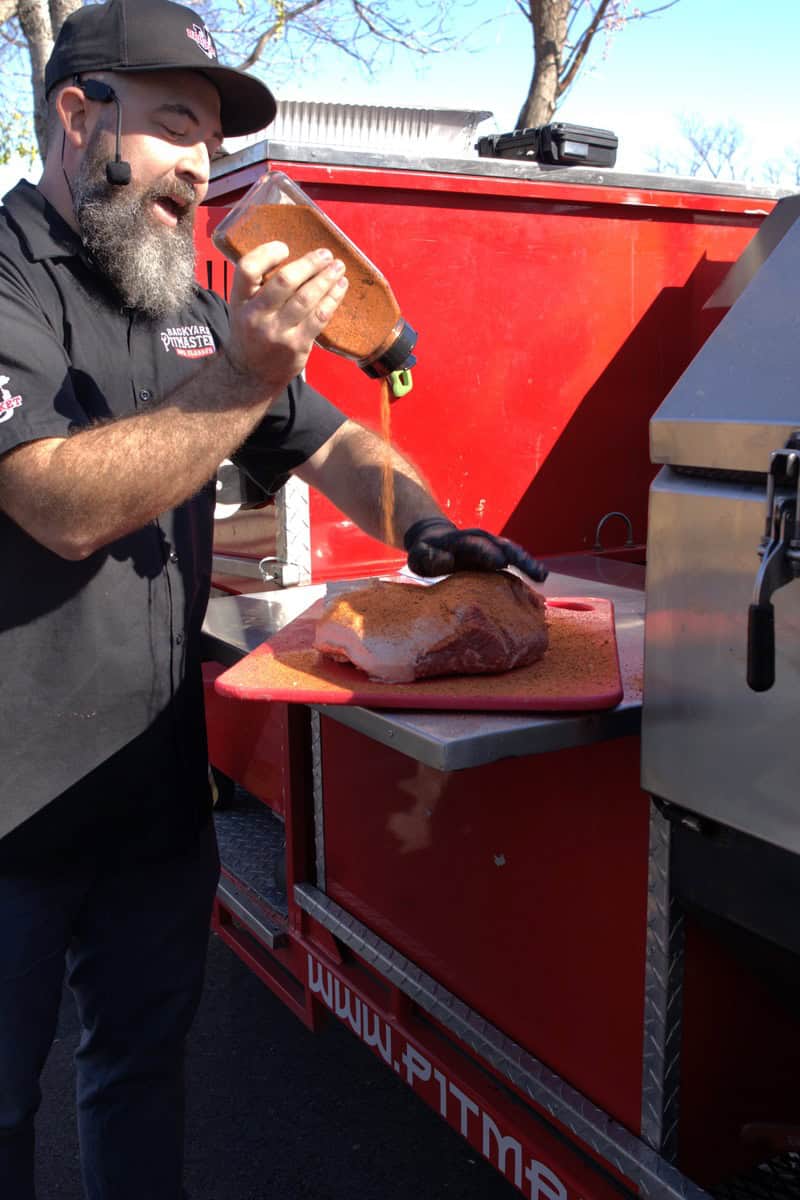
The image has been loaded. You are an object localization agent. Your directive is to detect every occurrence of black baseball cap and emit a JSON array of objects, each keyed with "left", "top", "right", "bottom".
[{"left": 44, "top": 0, "right": 276, "bottom": 137}]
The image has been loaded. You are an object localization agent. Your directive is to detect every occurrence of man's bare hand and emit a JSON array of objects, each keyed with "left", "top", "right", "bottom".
[{"left": 226, "top": 242, "right": 349, "bottom": 392}]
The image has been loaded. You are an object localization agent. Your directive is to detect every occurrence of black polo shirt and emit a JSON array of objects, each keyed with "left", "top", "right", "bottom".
[{"left": 0, "top": 180, "right": 346, "bottom": 862}]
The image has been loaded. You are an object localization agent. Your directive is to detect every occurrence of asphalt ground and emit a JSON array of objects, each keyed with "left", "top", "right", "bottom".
[{"left": 36, "top": 931, "right": 519, "bottom": 1199}]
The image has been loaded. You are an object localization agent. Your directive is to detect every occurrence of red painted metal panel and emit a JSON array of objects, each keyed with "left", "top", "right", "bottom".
[
  {"left": 205, "top": 160, "right": 774, "bottom": 216},
  {"left": 318, "top": 722, "right": 649, "bottom": 1133},
  {"left": 299, "top": 936, "right": 637, "bottom": 1200},
  {"left": 198, "top": 162, "right": 770, "bottom": 582},
  {"left": 677, "top": 918, "right": 800, "bottom": 1187},
  {"left": 202, "top": 663, "right": 288, "bottom": 815}
]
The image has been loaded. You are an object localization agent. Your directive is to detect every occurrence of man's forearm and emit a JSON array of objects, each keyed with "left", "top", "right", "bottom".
[
  {"left": 295, "top": 420, "right": 444, "bottom": 548},
  {"left": 361, "top": 452, "right": 445, "bottom": 547},
  {"left": 0, "top": 353, "right": 276, "bottom": 559}
]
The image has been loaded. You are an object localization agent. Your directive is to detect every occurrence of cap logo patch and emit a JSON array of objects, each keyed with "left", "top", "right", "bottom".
[
  {"left": 186, "top": 23, "right": 217, "bottom": 60},
  {"left": 0, "top": 375, "right": 23, "bottom": 424},
  {"left": 160, "top": 324, "right": 216, "bottom": 359}
]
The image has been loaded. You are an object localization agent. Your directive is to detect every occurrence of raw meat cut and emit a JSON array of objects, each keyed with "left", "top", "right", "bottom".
[{"left": 313, "top": 571, "right": 548, "bottom": 684}]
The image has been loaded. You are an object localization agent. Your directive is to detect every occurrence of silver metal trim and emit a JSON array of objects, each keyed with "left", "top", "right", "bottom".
[
  {"left": 212, "top": 553, "right": 300, "bottom": 587},
  {"left": 312, "top": 698, "right": 642, "bottom": 772},
  {"left": 310, "top": 711, "right": 326, "bottom": 892},
  {"left": 210, "top": 139, "right": 786, "bottom": 203},
  {"left": 294, "top": 883, "right": 709, "bottom": 1200},
  {"left": 641, "top": 803, "right": 685, "bottom": 1160},
  {"left": 211, "top": 553, "right": 270, "bottom": 580},
  {"left": 217, "top": 877, "right": 289, "bottom": 949}
]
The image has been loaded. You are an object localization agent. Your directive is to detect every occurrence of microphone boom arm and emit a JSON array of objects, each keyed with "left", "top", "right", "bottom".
[{"left": 75, "top": 76, "right": 131, "bottom": 185}]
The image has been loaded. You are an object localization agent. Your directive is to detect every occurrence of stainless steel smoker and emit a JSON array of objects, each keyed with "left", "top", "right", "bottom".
[
  {"left": 642, "top": 194, "right": 800, "bottom": 857},
  {"left": 636, "top": 198, "right": 800, "bottom": 1191}
]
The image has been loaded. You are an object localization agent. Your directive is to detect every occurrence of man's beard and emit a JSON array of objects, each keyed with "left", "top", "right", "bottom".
[{"left": 73, "top": 125, "right": 198, "bottom": 319}]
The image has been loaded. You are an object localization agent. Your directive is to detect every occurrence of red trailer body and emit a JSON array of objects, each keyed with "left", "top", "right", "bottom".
[
  {"left": 200, "top": 127, "right": 796, "bottom": 1200},
  {"left": 200, "top": 152, "right": 769, "bottom": 587}
]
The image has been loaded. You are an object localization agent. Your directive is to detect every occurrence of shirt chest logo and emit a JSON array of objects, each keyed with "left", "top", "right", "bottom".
[
  {"left": 0, "top": 374, "right": 23, "bottom": 424},
  {"left": 160, "top": 324, "right": 217, "bottom": 359}
]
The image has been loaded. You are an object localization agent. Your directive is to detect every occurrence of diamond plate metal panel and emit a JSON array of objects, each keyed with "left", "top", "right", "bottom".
[
  {"left": 294, "top": 883, "right": 710, "bottom": 1200},
  {"left": 641, "top": 802, "right": 686, "bottom": 1160},
  {"left": 214, "top": 788, "right": 287, "bottom": 915},
  {"left": 275, "top": 475, "right": 311, "bottom": 586}
]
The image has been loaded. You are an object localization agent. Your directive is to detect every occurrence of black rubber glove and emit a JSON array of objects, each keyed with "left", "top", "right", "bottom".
[{"left": 403, "top": 518, "right": 549, "bottom": 584}]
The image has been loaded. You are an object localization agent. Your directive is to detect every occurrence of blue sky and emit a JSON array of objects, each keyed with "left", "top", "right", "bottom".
[
  {"left": 3, "top": 0, "right": 799, "bottom": 189},
  {"left": 266, "top": 0, "right": 800, "bottom": 181}
]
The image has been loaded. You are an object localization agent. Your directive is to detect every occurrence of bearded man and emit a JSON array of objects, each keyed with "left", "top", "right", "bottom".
[{"left": 0, "top": 1, "right": 546, "bottom": 1196}]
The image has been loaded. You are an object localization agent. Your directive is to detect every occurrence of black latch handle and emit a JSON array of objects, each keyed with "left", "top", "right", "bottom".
[{"left": 747, "top": 602, "right": 775, "bottom": 691}]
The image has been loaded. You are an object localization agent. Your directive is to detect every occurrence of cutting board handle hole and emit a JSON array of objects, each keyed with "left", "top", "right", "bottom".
[{"left": 546, "top": 600, "right": 595, "bottom": 612}]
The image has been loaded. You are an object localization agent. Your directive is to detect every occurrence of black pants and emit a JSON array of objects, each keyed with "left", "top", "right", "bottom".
[{"left": 0, "top": 816, "right": 220, "bottom": 1199}]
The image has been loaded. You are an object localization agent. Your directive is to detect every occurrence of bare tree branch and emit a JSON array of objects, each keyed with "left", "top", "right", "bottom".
[
  {"left": 351, "top": 0, "right": 424, "bottom": 48},
  {"left": 559, "top": 0, "right": 611, "bottom": 97},
  {"left": 0, "top": 0, "right": 688, "bottom": 172},
  {"left": 237, "top": 0, "right": 326, "bottom": 71},
  {"left": 648, "top": 114, "right": 747, "bottom": 182},
  {"left": 17, "top": 0, "right": 53, "bottom": 154},
  {"left": 0, "top": 20, "right": 24, "bottom": 45},
  {"left": 49, "top": 0, "right": 81, "bottom": 29},
  {"left": 633, "top": 1, "right": 681, "bottom": 17},
  {"left": 515, "top": 0, "right": 684, "bottom": 131}
]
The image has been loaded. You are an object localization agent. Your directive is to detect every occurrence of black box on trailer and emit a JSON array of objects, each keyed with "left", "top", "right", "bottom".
[{"left": 476, "top": 123, "right": 618, "bottom": 168}]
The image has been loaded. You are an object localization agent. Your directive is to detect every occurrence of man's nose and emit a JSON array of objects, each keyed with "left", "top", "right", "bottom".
[{"left": 176, "top": 142, "right": 210, "bottom": 189}]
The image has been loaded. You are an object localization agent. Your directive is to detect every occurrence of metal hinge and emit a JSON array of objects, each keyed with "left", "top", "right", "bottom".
[
  {"left": 211, "top": 554, "right": 302, "bottom": 587},
  {"left": 257, "top": 557, "right": 302, "bottom": 587}
]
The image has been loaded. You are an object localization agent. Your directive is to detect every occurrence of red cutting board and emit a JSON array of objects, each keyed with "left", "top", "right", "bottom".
[{"left": 214, "top": 596, "right": 623, "bottom": 712}]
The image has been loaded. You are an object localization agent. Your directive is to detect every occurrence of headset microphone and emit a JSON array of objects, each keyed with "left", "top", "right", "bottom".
[
  {"left": 106, "top": 159, "right": 132, "bottom": 186},
  {"left": 79, "top": 78, "right": 132, "bottom": 185}
]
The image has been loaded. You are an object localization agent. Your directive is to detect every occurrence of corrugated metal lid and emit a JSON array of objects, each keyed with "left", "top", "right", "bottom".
[{"left": 223, "top": 99, "right": 494, "bottom": 158}]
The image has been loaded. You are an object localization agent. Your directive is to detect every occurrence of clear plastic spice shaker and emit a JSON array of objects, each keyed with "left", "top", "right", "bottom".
[{"left": 212, "top": 172, "right": 417, "bottom": 390}]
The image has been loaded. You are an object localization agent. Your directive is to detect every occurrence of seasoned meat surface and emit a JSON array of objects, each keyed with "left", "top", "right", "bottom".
[{"left": 314, "top": 571, "right": 548, "bottom": 683}]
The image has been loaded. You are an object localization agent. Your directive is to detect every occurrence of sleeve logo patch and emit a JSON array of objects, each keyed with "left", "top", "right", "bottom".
[
  {"left": 160, "top": 324, "right": 216, "bottom": 359},
  {"left": 0, "top": 375, "right": 22, "bottom": 424}
]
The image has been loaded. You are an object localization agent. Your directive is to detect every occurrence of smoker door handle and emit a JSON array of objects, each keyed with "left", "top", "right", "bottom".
[
  {"left": 748, "top": 495, "right": 797, "bottom": 692},
  {"left": 747, "top": 602, "right": 775, "bottom": 692}
]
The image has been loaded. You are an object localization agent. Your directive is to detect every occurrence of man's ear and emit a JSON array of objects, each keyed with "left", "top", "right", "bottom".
[{"left": 55, "top": 83, "right": 91, "bottom": 150}]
